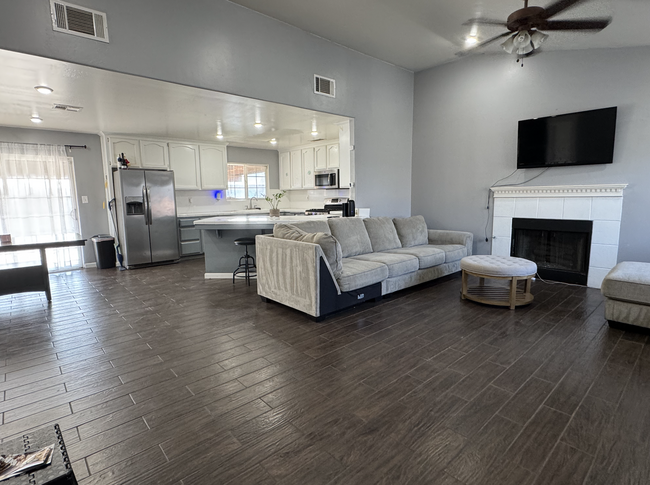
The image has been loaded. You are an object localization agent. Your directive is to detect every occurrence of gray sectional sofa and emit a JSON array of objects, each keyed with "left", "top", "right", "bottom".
[{"left": 255, "top": 215, "right": 473, "bottom": 319}]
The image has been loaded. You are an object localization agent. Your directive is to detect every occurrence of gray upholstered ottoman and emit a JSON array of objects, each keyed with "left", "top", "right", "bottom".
[
  {"left": 460, "top": 255, "right": 537, "bottom": 310},
  {"left": 601, "top": 262, "right": 650, "bottom": 330}
]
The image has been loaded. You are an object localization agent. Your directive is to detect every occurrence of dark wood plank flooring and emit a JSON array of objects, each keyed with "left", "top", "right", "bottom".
[{"left": 1, "top": 258, "right": 649, "bottom": 484}]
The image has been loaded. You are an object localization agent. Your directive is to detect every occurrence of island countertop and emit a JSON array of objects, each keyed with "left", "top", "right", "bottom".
[{"left": 194, "top": 214, "right": 331, "bottom": 230}]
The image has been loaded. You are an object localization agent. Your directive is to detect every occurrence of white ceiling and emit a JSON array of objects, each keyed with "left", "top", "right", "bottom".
[
  {"left": 0, "top": 49, "right": 349, "bottom": 150},
  {"left": 230, "top": 0, "right": 650, "bottom": 72}
]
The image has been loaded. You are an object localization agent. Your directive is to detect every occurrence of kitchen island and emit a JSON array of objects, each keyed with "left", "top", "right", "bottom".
[{"left": 194, "top": 214, "right": 330, "bottom": 278}]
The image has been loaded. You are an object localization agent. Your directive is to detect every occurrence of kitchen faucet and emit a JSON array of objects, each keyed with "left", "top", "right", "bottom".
[{"left": 248, "top": 197, "right": 259, "bottom": 209}]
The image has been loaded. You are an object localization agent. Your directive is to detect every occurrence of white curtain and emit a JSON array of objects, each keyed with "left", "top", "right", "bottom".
[{"left": 0, "top": 143, "right": 82, "bottom": 271}]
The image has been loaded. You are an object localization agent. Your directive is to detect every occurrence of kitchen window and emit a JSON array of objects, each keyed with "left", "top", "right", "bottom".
[
  {"left": 0, "top": 143, "right": 82, "bottom": 271},
  {"left": 227, "top": 164, "right": 268, "bottom": 199}
]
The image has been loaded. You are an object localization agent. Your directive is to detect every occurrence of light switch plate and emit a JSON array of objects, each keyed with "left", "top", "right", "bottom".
[{"left": 81, "top": 196, "right": 88, "bottom": 204}]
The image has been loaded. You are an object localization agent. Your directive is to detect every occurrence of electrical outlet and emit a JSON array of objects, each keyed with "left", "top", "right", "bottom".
[{"left": 81, "top": 196, "right": 88, "bottom": 204}]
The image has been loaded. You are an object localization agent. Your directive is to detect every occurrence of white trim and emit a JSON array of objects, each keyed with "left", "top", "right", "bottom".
[
  {"left": 491, "top": 184, "right": 628, "bottom": 198},
  {"left": 205, "top": 273, "right": 235, "bottom": 279}
]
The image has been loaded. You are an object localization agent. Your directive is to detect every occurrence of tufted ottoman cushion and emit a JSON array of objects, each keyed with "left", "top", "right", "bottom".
[{"left": 461, "top": 255, "right": 537, "bottom": 278}]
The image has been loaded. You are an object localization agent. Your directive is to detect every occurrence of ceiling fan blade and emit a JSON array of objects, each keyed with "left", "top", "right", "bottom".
[
  {"left": 542, "top": 0, "right": 589, "bottom": 19},
  {"left": 541, "top": 18, "right": 612, "bottom": 30},
  {"left": 463, "top": 18, "right": 508, "bottom": 27},
  {"left": 456, "top": 31, "right": 512, "bottom": 57}
]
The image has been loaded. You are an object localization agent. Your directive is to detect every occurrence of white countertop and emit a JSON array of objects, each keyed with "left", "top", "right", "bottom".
[
  {"left": 194, "top": 214, "right": 331, "bottom": 227},
  {"left": 177, "top": 208, "right": 307, "bottom": 218}
]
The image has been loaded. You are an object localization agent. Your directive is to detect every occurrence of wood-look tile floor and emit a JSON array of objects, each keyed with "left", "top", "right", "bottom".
[{"left": 1, "top": 259, "right": 649, "bottom": 484}]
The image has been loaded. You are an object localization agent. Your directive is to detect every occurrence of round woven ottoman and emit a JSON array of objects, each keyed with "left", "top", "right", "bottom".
[{"left": 460, "top": 255, "right": 537, "bottom": 310}]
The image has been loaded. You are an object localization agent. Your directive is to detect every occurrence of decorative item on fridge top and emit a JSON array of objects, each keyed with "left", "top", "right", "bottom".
[
  {"left": 117, "top": 152, "right": 130, "bottom": 168},
  {"left": 265, "top": 190, "right": 286, "bottom": 218}
]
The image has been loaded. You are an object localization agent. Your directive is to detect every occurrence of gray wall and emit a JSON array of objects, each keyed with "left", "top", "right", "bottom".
[
  {"left": 0, "top": 127, "right": 107, "bottom": 264},
  {"left": 227, "top": 147, "right": 279, "bottom": 190},
  {"left": 0, "top": 0, "right": 414, "bottom": 217},
  {"left": 412, "top": 46, "right": 650, "bottom": 262}
]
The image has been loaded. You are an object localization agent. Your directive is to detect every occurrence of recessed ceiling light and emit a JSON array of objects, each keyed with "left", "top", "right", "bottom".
[
  {"left": 465, "top": 36, "right": 478, "bottom": 46},
  {"left": 270, "top": 138, "right": 277, "bottom": 145},
  {"left": 34, "top": 86, "right": 53, "bottom": 95},
  {"left": 311, "top": 131, "right": 319, "bottom": 136},
  {"left": 216, "top": 134, "right": 224, "bottom": 140},
  {"left": 254, "top": 122, "right": 263, "bottom": 128},
  {"left": 31, "top": 116, "right": 43, "bottom": 123}
]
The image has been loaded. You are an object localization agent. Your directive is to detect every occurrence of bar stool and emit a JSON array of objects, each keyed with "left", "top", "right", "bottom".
[{"left": 233, "top": 237, "right": 257, "bottom": 285}]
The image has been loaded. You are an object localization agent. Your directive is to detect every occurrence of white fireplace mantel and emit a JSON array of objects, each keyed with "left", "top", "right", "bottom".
[
  {"left": 491, "top": 184, "right": 627, "bottom": 198},
  {"left": 490, "top": 183, "right": 627, "bottom": 289}
]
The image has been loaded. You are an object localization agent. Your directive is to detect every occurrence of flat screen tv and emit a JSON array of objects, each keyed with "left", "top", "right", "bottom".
[{"left": 517, "top": 107, "right": 617, "bottom": 169}]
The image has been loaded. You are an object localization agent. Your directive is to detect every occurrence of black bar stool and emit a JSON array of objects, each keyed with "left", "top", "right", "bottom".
[{"left": 233, "top": 237, "right": 257, "bottom": 285}]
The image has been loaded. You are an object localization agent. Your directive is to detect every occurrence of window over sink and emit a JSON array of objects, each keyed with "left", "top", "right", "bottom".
[{"left": 227, "top": 163, "right": 268, "bottom": 200}]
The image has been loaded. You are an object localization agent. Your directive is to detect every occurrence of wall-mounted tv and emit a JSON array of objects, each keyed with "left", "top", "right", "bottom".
[{"left": 517, "top": 107, "right": 617, "bottom": 169}]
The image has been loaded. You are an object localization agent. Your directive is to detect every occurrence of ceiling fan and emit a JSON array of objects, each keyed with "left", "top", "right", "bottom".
[{"left": 459, "top": 0, "right": 612, "bottom": 58}]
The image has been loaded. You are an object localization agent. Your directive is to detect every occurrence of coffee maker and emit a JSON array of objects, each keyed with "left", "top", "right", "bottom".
[{"left": 324, "top": 197, "right": 356, "bottom": 217}]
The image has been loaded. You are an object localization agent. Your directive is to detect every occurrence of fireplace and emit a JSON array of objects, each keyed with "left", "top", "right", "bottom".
[{"left": 511, "top": 218, "right": 593, "bottom": 285}]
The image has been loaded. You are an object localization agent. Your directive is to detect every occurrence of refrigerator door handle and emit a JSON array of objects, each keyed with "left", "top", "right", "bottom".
[
  {"left": 146, "top": 188, "right": 153, "bottom": 226},
  {"left": 142, "top": 185, "right": 150, "bottom": 225}
]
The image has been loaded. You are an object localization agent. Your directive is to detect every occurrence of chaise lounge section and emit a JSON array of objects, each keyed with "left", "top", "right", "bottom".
[{"left": 255, "top": 215, "right": 473, "bottom": 319}]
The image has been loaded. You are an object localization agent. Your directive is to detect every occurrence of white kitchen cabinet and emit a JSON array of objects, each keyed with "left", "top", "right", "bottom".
[
  {"left": 302, "top": 148, "right": 315, "bottom": 189},
  {"left": 169, "top": 143, "right": 201, "bottom": 190},
  {"left": 139, "top": 139, "right": 169, "bottom": 169},
  {"left": 199, "top": 144, "right": 227, "bottom": 189},
  {"left": 314, "top": 145, "right": 327, "bottom": 170},
  {"left": 280, "top": 152, "right": 291, "bottom": 190},
  {"left": 290, "top": 149, "right": 302, "bottom": 189},
  {"left": 327, "top": 143, "right": 340, "bottom": 168},
  {"left": 109, "top": 137, "right": 140, "bottom": 168}
]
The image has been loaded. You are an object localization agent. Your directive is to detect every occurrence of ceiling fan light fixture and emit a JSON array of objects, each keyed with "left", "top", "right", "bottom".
[
  {"left": 530, "top": 30, "right": 548, "bottom": 49},
  {"left": 501, "top": 35, "right": 515, "bottom": 54}
]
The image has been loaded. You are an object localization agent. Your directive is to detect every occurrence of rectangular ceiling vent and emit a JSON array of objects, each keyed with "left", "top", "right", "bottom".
[
  {"left": 50, "top": 0, "right": 109, "bottom": 43},
  {"left": 314, "top": 75, "right": 335, "bottom": 98},
  {"left": 52, "top": 104, "right": 83, "bottom": 112}
]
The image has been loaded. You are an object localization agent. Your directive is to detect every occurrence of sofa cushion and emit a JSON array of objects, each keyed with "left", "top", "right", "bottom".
[
  {"left": 337, "top": 258, "right": 389, "bottom": 292},
  {"left": 384, "top": 246, "right": 445, "bottom": 269},
  {"left": 328, "top": 218, "right": 373, "bottom": 258},
  {"left": 351, "top": 252, "right": 419, "bottom": 278},
  {"left": 363, "top": 217, "right": 402, "bottom": 252},
  {"left": 602, "top": 262, "right": 650, "bottom": 306},
  {"left": 273, "top": 224, "right": 342, "bottom": 276},
  {"left": 290, "top": 220, "right": 331, "bottom": 234},
  {"left": 393, "top": 216, "right": 428, "bottom": 248},
  {"left": 428, "top": 244, "right": 468, "bottom": 263}
]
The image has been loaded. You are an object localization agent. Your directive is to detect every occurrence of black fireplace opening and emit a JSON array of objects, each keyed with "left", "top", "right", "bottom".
[{"left": 511, "top": 218, "right": 593, "bottom": 285}]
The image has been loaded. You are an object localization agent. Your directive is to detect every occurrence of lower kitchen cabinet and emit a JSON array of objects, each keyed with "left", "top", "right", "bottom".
[{"left": 179, "top": 218, "right": 203, "bottom": 256}]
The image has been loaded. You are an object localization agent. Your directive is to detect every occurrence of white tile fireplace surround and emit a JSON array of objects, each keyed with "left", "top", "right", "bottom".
[{"left": 491, "top": 184, "right": 627, "bottom": 289}]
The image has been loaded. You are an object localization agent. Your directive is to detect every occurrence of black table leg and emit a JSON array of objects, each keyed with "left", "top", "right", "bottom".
[{"left": 40, "top": 248, "right": 52, "bottom": 301}]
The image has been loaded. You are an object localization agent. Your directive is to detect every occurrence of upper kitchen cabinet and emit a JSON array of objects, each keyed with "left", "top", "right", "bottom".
[
  {"left": 327, "top": 143, "right": 339, "bottom": 169},
  {"left": 280, "top": 152, "right": 291, "bottom": 191},
  {"left": 314, "top": 145, "right": 327, "bottom": 170},
  {"left": 290, "top": 150, "right": 302, "bottom": 189},
  {"left": 199, "top": 145, "right": 227, "bottom": 189},
  {"left": 169, "top": 143, "right": 201, "bottom": 190},
  {"left": 139, "top": 139, "right": 169, "bottom": 169},
  {"left": 302, "top": 148, "right": 315, "bottom": 189},
  {"left": 109, "top": 137, "right": 140, "bottom": 167}
]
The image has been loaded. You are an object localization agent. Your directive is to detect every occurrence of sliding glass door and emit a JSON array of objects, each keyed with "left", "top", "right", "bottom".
[{"left": 0, "top": 143, "right": 82, "bottom": 271}]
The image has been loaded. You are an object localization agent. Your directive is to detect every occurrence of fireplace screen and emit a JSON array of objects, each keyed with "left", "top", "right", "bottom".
[{"left": 511, "top": 218, "right": 593, "bottom": 285}]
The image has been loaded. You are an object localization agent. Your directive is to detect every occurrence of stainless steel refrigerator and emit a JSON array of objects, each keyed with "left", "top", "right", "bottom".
[{"left": 113, "top": 169, "right": 179, "bottom": 268}]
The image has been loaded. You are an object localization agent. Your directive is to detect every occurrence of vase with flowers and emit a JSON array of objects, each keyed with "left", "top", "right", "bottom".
[{"left": 265, "top": 190, "right": 286, "bottom": 217}]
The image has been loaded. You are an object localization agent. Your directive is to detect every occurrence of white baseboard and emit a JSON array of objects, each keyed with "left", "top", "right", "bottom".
[
  {"left": 83, "top": 262, "right": 97, "bottom": 268},
  {"left": 205, "top": 273, "right": 234, "bottom": 279}
]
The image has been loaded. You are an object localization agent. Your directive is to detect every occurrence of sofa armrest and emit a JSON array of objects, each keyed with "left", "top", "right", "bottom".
[
  {"left": 428, "top": 229, "right": 473, "bottom": 256},
  {"left": 255, "top": 235, "right": 340, "bottom": 318}
]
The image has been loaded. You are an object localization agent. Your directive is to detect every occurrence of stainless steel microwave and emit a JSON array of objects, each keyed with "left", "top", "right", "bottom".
[{"left": 315, "top": 169, "right": 339, "bottom": 189}]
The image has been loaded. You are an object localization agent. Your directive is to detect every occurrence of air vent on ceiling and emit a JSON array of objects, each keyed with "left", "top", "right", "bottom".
[
  {"left": 50, "top": 0, "right": 109, "bottom": 43},
  {"left": 314, "top": 75, "right": 335, "bottom": 98},
  {"left": 52, "top": 104, "right": 83, "bottom": 112}
]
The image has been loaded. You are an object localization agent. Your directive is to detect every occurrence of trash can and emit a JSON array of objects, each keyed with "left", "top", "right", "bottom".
[{"left": 91, "top": 235, "right": 116, "bottom": 269}]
